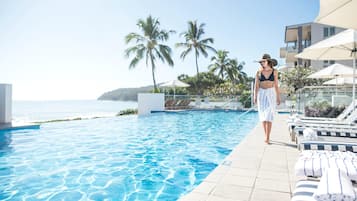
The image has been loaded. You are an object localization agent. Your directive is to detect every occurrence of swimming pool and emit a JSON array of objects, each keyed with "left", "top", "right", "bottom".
[{"left": 0, "top": 110, "right": 258, "bottom": 201}]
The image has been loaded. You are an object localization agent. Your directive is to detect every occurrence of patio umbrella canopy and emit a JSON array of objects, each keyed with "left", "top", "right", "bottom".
[
  {"left": 307, "top": 63, "right": 354, "bottom": 79},
  {"left": 323, "top": 77, "right": 355, "bottom": 85},
  {"left": 296, "top": 29, "right": 357, "bottom": 102},
  {"left": 295, "top": 29, "right": 357, "bottom": 60},
  {"left": 159, "top": 80, "right": 190, "bottom": 99},
  {"left": 315, "top": 0, "right": 357, "bottom": 30}
]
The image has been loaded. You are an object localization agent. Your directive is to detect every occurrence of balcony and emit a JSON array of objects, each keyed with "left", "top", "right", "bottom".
[{"left": 280, "top": 46, "right": 298, "bottom": 59}]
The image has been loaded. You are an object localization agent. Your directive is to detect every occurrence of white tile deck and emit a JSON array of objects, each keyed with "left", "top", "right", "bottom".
[{"left": 179, "top": 113, "right": 302, "bottom": 201}]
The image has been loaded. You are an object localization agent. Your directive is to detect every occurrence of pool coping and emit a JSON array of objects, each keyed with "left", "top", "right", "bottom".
[
  {"left": 0, "top": 122, "right": 40, "bottom": 131},
  {"left": 179, "top": 113, "right": 302, "bottom": 201}
]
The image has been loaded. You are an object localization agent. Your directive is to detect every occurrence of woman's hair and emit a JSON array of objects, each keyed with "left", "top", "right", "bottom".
[{"left": 267, "top": 60, "right": 274, "bottom": 68}]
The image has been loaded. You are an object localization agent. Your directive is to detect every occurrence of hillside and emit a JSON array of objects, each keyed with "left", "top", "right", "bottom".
[{"left": 97, "top": 85, "right": 153, "bottom": 101}]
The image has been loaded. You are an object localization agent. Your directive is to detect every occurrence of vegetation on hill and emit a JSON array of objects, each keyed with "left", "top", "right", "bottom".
[{"left": 98, "top": 86, "right": 153, "bottom": 101}]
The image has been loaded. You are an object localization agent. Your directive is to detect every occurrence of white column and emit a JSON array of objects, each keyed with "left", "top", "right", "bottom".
[
  {"left": 138, "top": 93, "right": 164, "bottom": 115},
  {"left": 0, "top": 84, "right": 12, "bottom": 123}
]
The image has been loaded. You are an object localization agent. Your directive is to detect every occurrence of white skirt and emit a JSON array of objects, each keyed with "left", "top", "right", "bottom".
[{"left": 257, "top": 87, "right": 276, "bottom": 122}]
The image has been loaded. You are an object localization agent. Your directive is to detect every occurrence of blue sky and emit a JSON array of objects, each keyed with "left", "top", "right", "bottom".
[{"left": 0, "top": 0, "right": 319, "bottom": 100}]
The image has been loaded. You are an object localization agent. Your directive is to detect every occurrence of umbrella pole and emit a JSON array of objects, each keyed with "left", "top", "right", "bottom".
[
  {"left": 173, "top": 87, "right": 176, "bottom": 100},
  {"left": 353, "top": 51, "right": 356, "bottom": 110},
  {"left": 335, "top": 75, "right": 338, "bottom": 95}
]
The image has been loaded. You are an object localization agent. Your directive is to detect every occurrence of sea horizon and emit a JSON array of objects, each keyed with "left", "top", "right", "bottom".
[{"left": 12, "top": 99, "right": 138, "bottom": 123}]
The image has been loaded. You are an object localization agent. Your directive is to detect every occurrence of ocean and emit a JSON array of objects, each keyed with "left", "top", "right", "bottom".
[{"left": 12, "top": 100, "right": 138, "bottom": 122}]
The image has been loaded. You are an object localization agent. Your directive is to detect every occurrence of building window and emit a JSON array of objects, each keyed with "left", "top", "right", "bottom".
[
  {"left": 330, "top": 27, "right": 335, "bottom": 36},
  {"left": 324, "top": 28, "right": 329, "bottom": 37},
  {"left": 323, "top": 27, "right": 336, "bottom": 38},
  {"left": 323, "top": 60, "right": 329, "bottom": 67},
  {"left": 323, "top": 60, "right": 335, "bottom": 67}
]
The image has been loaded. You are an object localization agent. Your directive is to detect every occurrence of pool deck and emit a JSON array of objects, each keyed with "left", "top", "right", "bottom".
[{"left": 179, "top": 113, "right": 303, "bottom": 201}]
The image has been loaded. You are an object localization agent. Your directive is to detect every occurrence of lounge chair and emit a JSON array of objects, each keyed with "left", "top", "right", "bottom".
[
  {"left": 299, "top": 140, "right": 357, "bottom": 153},
  {"left": 294, "top": 150, "right": 357, "bottom": 180},
  {"left": 288, "top": 109, "right": 357, "bottom": 141},
  {"left": 175, "top": 99, "right": 191, "bottom": 109},
  {"left": 292, "top": 179, "right": 357, "bottom": 201},
  {"left": 165, "top": 99, "right": 179, "bottom": 110},
  {"left": 288, "top": 99, "right": 357, "bottom": 123},
  {"left": 287, "top": 100, "right": 357, "bottom": 132},
  {"left": 291, "top": 180, "right": 319, "bottom": 201},
  {"left": 293, "top": 126, "right": 357, "bottom": 143}
]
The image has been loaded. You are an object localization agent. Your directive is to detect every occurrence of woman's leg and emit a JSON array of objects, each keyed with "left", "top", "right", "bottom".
[
  {"left": 266, "top": 121, "right": 272, "bottom": 142},
  {"left": 262, "top": 121, "right": 268, "bottom": 142}
]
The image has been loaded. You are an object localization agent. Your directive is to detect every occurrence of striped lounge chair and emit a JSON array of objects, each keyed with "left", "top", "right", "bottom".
[
  {"left": 291, "top": 180, "right": 357, "bottom": 201},
  {"left": 293, "top": 126, "right": 357, "bottom": 142},
  {"left": 298, "top": 136, "right": 357, "bottom": 153},
  {"left": 294, "top": 150, "right": 357, "bottom": 180},
  {"left": 287, "top": 101, "right": 357, "bottom": 134}
]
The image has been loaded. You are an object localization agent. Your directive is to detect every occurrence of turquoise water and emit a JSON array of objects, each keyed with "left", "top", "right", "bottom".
[{"left": 0, "top": 110, "right": 258, "bottom": 201}]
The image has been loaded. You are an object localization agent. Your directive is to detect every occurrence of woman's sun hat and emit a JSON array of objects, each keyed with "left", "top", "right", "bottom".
[{"left": 256, "top": 53, "right": 278, "bottom": 67}]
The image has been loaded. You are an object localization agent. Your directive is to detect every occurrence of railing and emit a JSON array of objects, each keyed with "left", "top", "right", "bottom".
[
  {"left": 164, "top": 95, "right": 248, "bottom": 110},
  {"left": 294, "top": 85, "right": 355, "bottom": 115}
]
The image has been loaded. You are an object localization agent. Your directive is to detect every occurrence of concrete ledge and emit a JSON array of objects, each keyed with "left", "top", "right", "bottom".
[{"left": 0, "top": 123, "right": 40, "bottom": 131}]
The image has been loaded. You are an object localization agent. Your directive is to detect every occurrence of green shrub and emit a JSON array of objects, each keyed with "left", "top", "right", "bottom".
[
  {"left": 117, "top": 108, "right": 138, "bottom": 116},
  {"left": 304, "top": 101, "right": 345, "bottom": 118}
]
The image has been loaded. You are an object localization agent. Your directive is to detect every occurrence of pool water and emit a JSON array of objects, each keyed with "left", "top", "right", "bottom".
[{"left": 0, "top": 110, "right": 258, "bottom": 201}]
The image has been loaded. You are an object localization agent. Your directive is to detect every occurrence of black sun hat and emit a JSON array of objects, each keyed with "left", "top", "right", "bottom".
[{"left": 257, "top": 53, "right": 278, "bottom": 67}]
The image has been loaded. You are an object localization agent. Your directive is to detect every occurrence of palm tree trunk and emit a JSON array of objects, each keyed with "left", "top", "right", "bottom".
[
  {"left": 195, "top": 49, "right": 200, "bottom": 95},
  {"left": 149, "top": 52, "right": 158, "bottom": 92}
]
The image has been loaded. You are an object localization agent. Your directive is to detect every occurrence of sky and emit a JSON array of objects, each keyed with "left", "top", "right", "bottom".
[{"left": 0, "top": 0, "right": 319, "bottom": 100}]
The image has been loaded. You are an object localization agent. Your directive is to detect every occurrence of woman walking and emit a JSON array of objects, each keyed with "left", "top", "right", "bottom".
[{"left": 254, "top": 54, "right": 281, "bottom": 144}]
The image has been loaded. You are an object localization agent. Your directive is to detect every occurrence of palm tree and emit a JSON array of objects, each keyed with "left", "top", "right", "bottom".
[
  {"left": 176, "top": 20, "right": 216, "bottom": 93},
  {"left": 125, "top": 16, "right": 175, "bottom": 92},
  {"left": 226, "top": 59, "right": 247, "bottom": 85},
  {"left": 208, "top": 50, "right": 230, "bottom": 79}
]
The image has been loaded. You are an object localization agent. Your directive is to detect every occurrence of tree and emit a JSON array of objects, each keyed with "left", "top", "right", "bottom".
[
  {"left": 125, "top": 16, "right": 175, "bottom": 92},
  {"left": 176, "top": 20, "right": 216, "bottom": 93},
  {"left": 208, "top": 50, "right": 230, "bottom": 79},
  {"left": 280, "top": 67, "right": 324, "bottom": 98},
  {"left": 226, "top": 58, "right": 247, "bottom": 85},
  {"left": 178, "top": 72, "right": 223, "bottom": 95}
]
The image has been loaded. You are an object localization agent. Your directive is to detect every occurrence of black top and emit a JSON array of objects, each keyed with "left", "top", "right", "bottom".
[{"left": 259, "top": 69, "right": 274, "bottom": 82}]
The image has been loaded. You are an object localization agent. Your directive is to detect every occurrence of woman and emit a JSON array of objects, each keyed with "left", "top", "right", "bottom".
[{"left": 254, "top": 54, "right": 281, "bottom": 144}]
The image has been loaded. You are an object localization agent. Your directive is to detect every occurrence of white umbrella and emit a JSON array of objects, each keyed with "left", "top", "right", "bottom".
[
  {"left": 323, "top": 77, "right": 355, "bottom": 85},
  {"left": 307, "top": 63, "right": 354, "bottom": 79},
  {"left": 296, "top": 29, "right": 357, "bottom": 104},
  {"left": 159, "top": 80, "right": 190, "bottom": 99},
  {"left": 315, "top": 0, "right": 357, "bottom": 30},
  {"left": 307, "top": 63, "right": 355, "bottom": 94}
]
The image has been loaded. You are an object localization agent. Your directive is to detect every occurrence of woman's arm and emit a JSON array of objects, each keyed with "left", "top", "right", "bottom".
[
  {"left": 254, "top": 71, "right": 260, "bottom": 104},
  {"left": 274, "top": 69, "right": 281, "bottom": 105}
]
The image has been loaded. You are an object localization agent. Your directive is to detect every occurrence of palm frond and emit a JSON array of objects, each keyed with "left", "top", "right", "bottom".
[
  {"left": 180, "top": 47, "right": 192, "bottom": 60},
  {"left": 202, "top": 44, "right": 217, "bottom": 53},
  {"left": 200, "top": 38, "right": 214, "bottom": 44},
  {"left": 125, "top": 33, "right": 146, "bottom": 44},
  {"left": 159, "top": 45, "right": 174, "bottom": 66},
  {"left": 175, "top": 42, "right": 191, "bottom": 48},
  {"left": 198, "top": 46, "right": 208, "bottom": 58},
  {"left": 129, "top": 57, "right": 140, "bottom": 69},
  {"left": 124, "top": 44, "right": 145, "bottom": 58},
  {"left": 197, "top": 23, "right": 206, "bottom": 39}
]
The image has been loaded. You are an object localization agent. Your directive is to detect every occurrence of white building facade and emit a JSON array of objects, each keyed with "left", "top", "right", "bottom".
[{"left": 280, "top": 22, "right": 353, "bottom": 71}]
